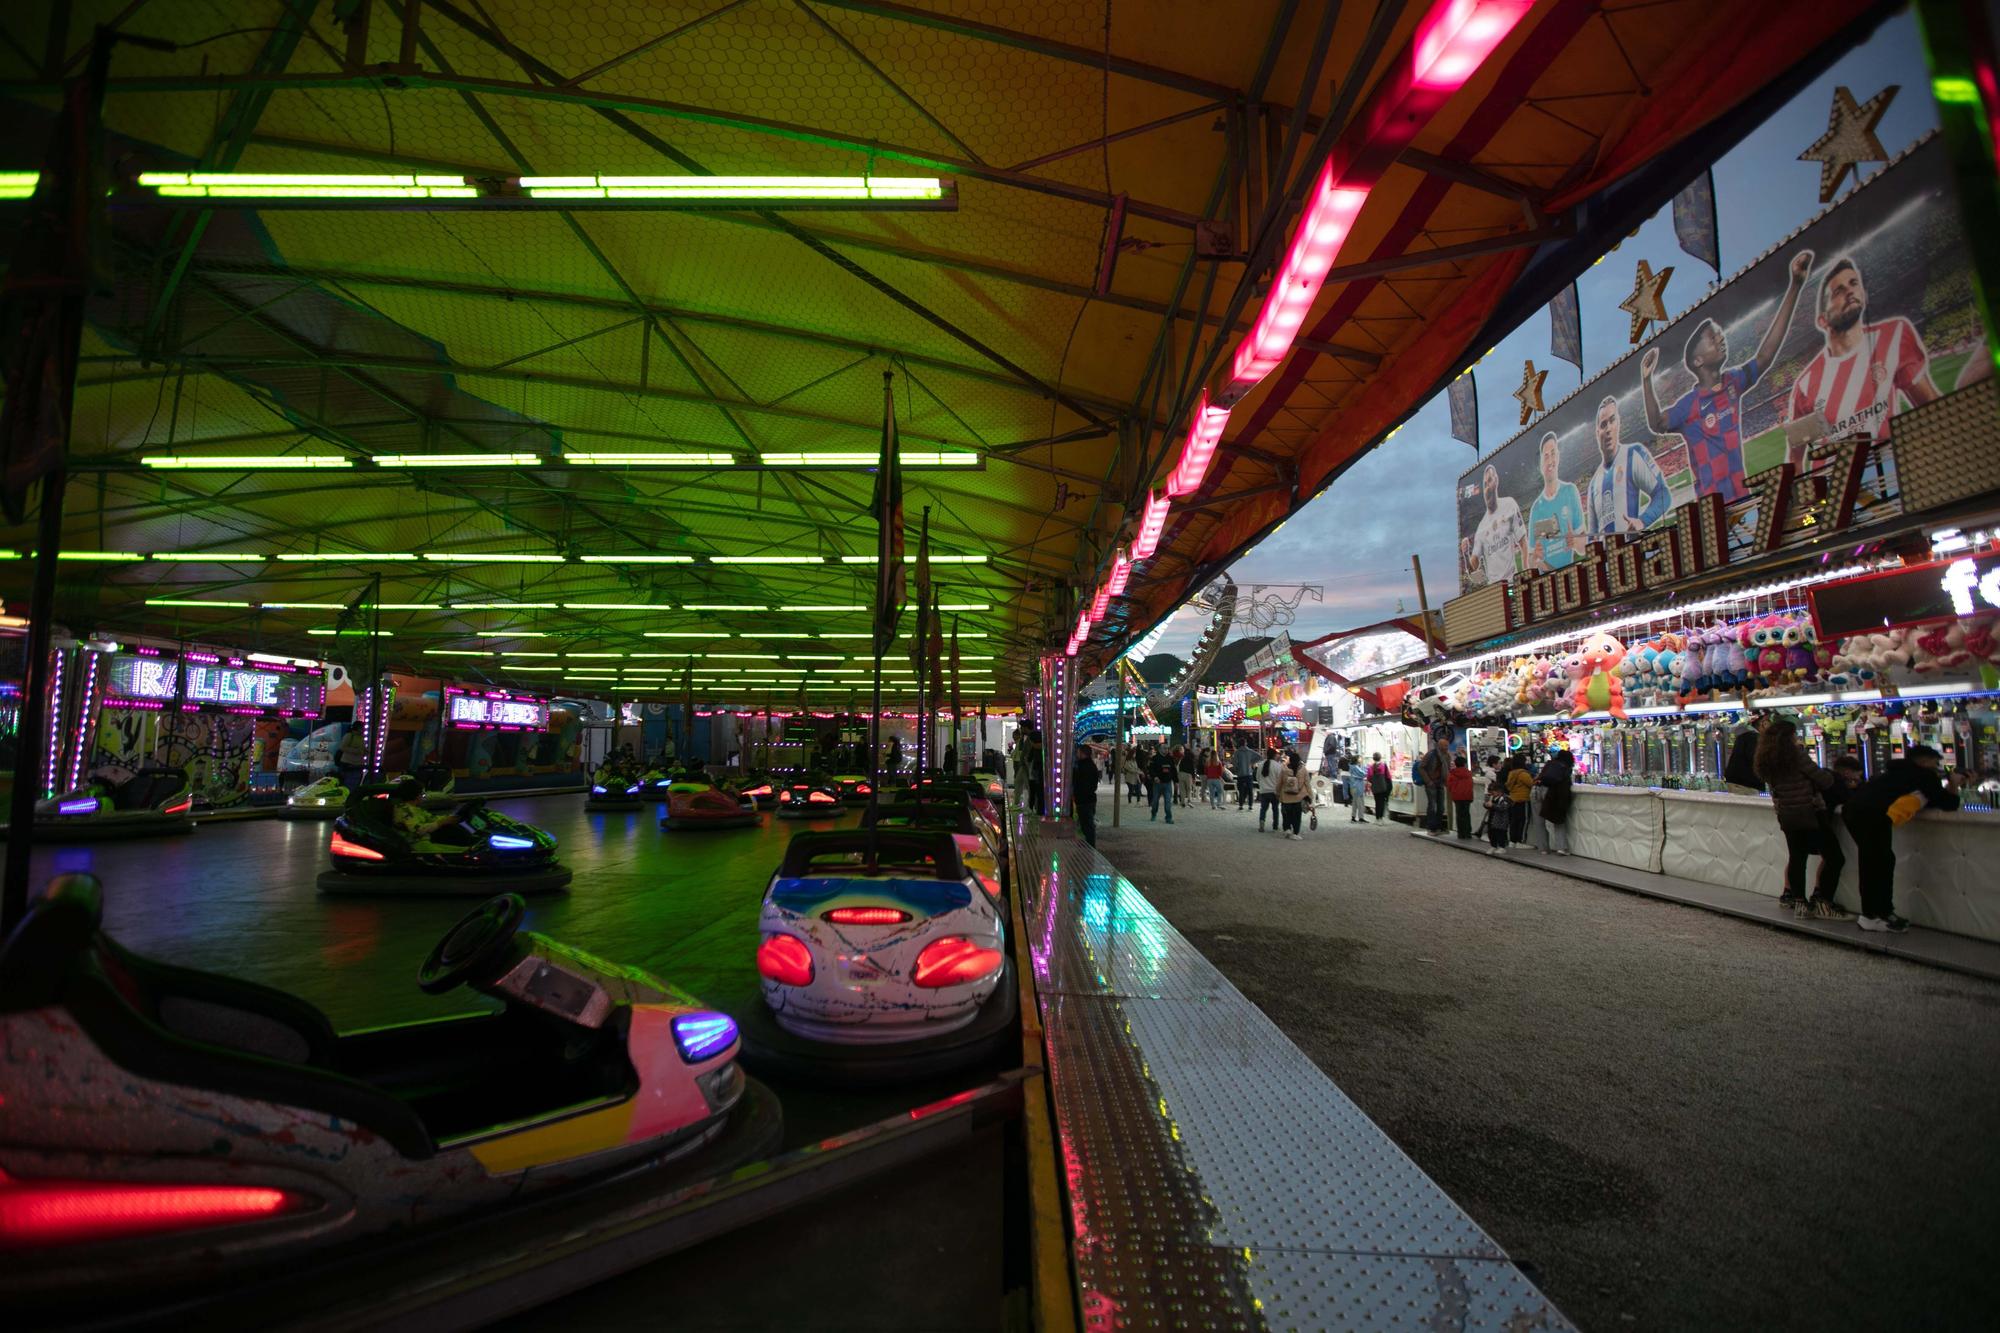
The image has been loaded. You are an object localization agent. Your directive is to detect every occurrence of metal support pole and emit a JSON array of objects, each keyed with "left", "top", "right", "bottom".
[
  {"left": 1111, "top": 664, "right": 1124, "bottom": 827},
  {"left": 2, "top": 469, "right": 67, "bottom": 933},
  {"left": 364, "top": 572, "right": 383, "bottom": 781},
  {"left": 1411, "top": 554, "right": 1439, "bottom": 663}
]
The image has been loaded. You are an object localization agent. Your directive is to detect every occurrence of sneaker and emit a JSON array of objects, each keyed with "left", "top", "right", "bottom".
[
  {"left": 1554, "top": 849, "right": 1570, "bottom": 856},
  {"left": 1287, "top": 832, "right": 1301, "bottom": 841},
  {"left": 1809, "top": 899, "right": 1853, "bottom": 921},
  {"left": 1488, "top": 845, "right": 1507, "bottom": 855},
  {"left": 1778, "top": 894, "right": 1805, "bottom": 916},
  {"left": 1857, "top": 914, "right": 1910, "bottom": 934}
]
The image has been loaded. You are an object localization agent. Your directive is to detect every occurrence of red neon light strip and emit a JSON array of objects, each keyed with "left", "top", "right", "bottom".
[
  {"left": 0, "top": 1170, "right": 296, "bottom": 1246},
  {"left": 1131, "top": 491, "right": 1171, "bottom": 561}
]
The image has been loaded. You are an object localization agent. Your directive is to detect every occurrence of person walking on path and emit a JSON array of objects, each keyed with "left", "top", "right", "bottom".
[
  {"left": 1418, "top": 738, "right": 1450, "bottom": 833},
  {"left": 1841, "top": 743, "right": 1959, "bottom": 933},
  {"left": 1347, "top": 756, "right": 1369, "bottom": 822},
  {"left": 1177, "top": 746, "right": 1198, "bottom": 807},
  {"left": 1257, "top": 749, "right": 1283, "bottom": 832},
  {"left": 1122, "top": 748, "right": 1145, "bottom": 804},
  {"left": 1072, "top": 743, "right": 1101, "bottom": 847},
  {"left": 1367, "top": 753, "right": 1393, "bottom": 821},
  {"left": 1752, "top": 716, "right": 1847, "bottom": 917},
  {"left": 1146, "top": 745, "right": 1179, "bottom": 824},
  {"left": 1278, "top": 751, "right": 1310, "bottom": 839},
  {"left": 1447, "top": 754, "right": 1476, "bottom": 839},
  {"left": 1504, "top": 755, "right": 1536, "bottom": 844},
  {"left": 1233, "top": 742, "right": 1257, "bottom": 810},
  {"left": 1482, "top": 756, "right": 1513, "bottom": 854},
  {"left": 1534, "top": 749, "right": 1575, "bottom": 855},
  {"left": 1202, "top": 751, "right": 1226, "bottom": 808}
]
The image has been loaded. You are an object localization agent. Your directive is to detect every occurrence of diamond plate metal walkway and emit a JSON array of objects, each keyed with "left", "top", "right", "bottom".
[{"left": 1015, "top": 814, "right": 1571, "bottom": 1331}]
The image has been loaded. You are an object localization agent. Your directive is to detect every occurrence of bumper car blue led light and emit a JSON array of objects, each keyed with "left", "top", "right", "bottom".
[
  {"left": 489, "top": 834, "right": 536, "bottom": 850},
  {"left": 672, "top": 1012, "right": 739, "bottom": 1063}
]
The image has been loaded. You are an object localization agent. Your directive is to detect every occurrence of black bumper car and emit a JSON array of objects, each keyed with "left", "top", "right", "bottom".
[
  {"left": 774, "top": 776, "right": 843, "bottom": 820},
  {"left": 317, "top": 782, "right": 572, "bottom": 895},
  {"left": 661, "top": 779, "right": 759, "bottom": 831},
  {"left": 584, "top": 770, "right": 646, "bottom": 812},
  {"left": 5, "top": 765, "right": 197, "bottom": 842}
]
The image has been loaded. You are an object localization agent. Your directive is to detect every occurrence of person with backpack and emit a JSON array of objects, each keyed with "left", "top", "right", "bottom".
[
  {"left": 1367, "top": 752, "right": 1393, "bottom": 820},
  {"left": 1482, "top": 756, "right": 1513, "bottom": 854},
  {"left": 1278, "top": 750, "right": 1311, "bottom": 839},
  {"left": 1842, "top": 744, "right": 1960, "bottom": 933},
  {"left": 1447, "top": 754, "right": 1477, "bottom": 839},
  {"left": 1417, "top": 738, "right": 1450, "bottom": 832},
  {"left": 1534, "top": 749, "right": 1575, "bottom": 855}
]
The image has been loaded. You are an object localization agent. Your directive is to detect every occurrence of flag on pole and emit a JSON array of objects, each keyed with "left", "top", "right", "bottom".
[
  {"left": 0, "top": 44, "right": 110, "bottom": 523},
  {"left": 909, "top": 508, "right": 932, "bottom": 678},
  {"left": 1548, "top": 282, "right": 1583, "bottom": 372},
  {"left": 872, "top": 373, "right": 905, "bottom": 658},
  {"left": 1446, "top": 373, "right": 1479, "bottom": 452},
  {"left": 1672, "top": 169, "right": 1721, "bottom": 277}
]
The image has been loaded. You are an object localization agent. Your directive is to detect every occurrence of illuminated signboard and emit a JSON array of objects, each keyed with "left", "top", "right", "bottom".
[
  {"left": 443, "top": 685, "right": 549, "bottom": 732},
  {"left": 102, "top": 650, "right": 325, "bottom": 718},
  {"left": 1809, "top": 551, "right": 2000, "bottom": 640}
]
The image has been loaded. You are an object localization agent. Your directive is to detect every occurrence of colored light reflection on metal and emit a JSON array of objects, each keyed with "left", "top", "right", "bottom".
[
  {"left": 911, "top": 936, "right": 1004, "bottom": 988},
  {"left": 1131, "top": 491, "right": 1170, "bottom": 560},
  {"left": 329, "top": 833, "right": 384, "bottom": 861},
  {"left": 0, "top": 1169, "right": 299, "bottom": 1245},
  {"left": 670, "top": 1012, "right": 740, "bottom": 1063},
  {"left": 756, "top": 934, "right": 815, "bottom": 986}
]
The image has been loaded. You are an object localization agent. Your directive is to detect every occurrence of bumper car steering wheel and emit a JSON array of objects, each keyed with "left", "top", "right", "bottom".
[{"left": 419, "top": 893, "right": 526, "bottom": 993}]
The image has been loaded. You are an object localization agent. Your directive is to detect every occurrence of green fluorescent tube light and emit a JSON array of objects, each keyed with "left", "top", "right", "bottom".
[
  {"left": 900, "top": 452, "right": 979, "bottom": 466},
  {"left": 759, "top": 453, "right": 875, "bottom": 467},
  {"left": 422, "top": 552, "right": 566, "bottom": 563},
  {"left": 141, "top": 453, "right": 352, "bottom": 470},
  {"left": 838, "top": 555, "right": 986, "bottom": 563},
  {"left": 310, "top": 628, "right": 391, "bottom": 636},
  {"left": 424, "top": 649, "right": 495, "bottom": 656},
  {"left": 519, "top": 175, "right": 942, "bottom": 201},
  {"left": 786, "top": 655, "right": 846, "bottom": 661},
  {"left": 479, "top": 631, "right": 551, "bottom": 638},
  {"left": 138, "top": 173, "right": 472, "bottom": 199},
  {"left": 448, "top": 602, "right": 561, "bottom": 610},
  {"left": 564, "top": 452, "right": 737, "bottom": 466},
  {"left": 262, "top": 602, "right": 348, "bottom": 610},
  {"left": 781, "top": 604, "right": 867, "bottom": 612},
  {"left": 564, "top": 652, "right": 627, "bottom": 659},
  {"left": 961, "top": 655, "right": 996, "bottom": 661},
  {"left": 501, "top": 651, "right": 561, "bottom": 657},
  {"left": 59, "top": 551, "right": 145, "bottom": 561},
  {"left": 644, "top": 632, "right": 726, "bottom": 638},
  {"left": 146, "top": 598, "right": 251, "bottom": 608},
  {"left": 706, "top": 555, "right": 824, "bottom": 564},
  {"left": 505, "top": 666, "right": 562, "bottom": 672},
  {"left": 579, "top": 555, "right": 696, "bottom": 564},
  {"left": 377, "top": 454, "right": 540, "bottom": 467},
  {"left": 151, "top": 552, "right": 266, "bottom": 561},
  {"left": 760, "top": 633, "right": 816, "bottom": 639},
  {"left": 820, "top": 633, "right": 875, "bottom": 639},
  {"left": 704, "top": 653, "right": 771, "bottom": 660},
  {"left": 563, "top": 603, "right": 664, "bottom": 610},
  {"left": 279, "top": 552, "right": 420, "bottom": 561},
  {"left": 683, "top": 604, "right": 766, "bottom": 612},
  {"left": 0, "top": 171, "right": 40, "bottom": 199},
  {"left": 940, "top": 603, "right": 990, "bottom": 612},
  {"left": 375, "top": 602, "right": 443, "bottom": 610}
]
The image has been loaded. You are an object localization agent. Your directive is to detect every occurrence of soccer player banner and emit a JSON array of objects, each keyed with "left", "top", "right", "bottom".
[{"left": 1453, "top": 135, "right": 1987, "bottom": 593}]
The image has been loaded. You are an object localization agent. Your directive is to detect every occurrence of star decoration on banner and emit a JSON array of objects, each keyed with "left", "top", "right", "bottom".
[
  {"left": 1512, "top": 359, "right": 1548, "bottom": 425},
  {"left": 1799, "top": 84, "right": 1897, "bottom": 202},
  {"left": 1618, "top": 259, "right": 1674, "bottom": 344}
]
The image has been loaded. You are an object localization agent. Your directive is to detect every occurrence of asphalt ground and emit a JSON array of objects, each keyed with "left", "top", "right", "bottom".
[{"left": 1094, "top": 782, "right": 2000, "bottom": 1332}]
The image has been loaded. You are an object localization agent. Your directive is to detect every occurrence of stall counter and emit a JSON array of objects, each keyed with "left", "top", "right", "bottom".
[{"left": 1570, "top": 786, "right": 2000, "bottom": 944}]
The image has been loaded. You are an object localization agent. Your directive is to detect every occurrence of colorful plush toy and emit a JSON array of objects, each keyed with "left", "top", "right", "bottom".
[{"left": 1569, "top": 632, "right": 1629, "bottom": 718}]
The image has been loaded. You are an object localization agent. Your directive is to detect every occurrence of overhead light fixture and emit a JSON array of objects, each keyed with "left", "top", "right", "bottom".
[
  {"left": 376, "top": 453, "right": 541, "bottom": 467},
  {"left": 898, "top": 452, "right": 980, "bottom": 466},
  {"left": 1224, "top": 181, "right": 1369, "bottom": 394},
  {"left": 0, "top": 171, "right": 38, "bottom": 200},
  {"left": 35, "top": 550, "right": 145, "bottom": 562},
  {"left": 1167, "top": 391, "right": 1231, "bottom": 497},
  {"left": 424, "top": 649, "right": 495, "bottom": 657},
  {"left": 141, "top": 454, "right": 352, "bottom": 470},
  {"left": 563, "top": 452, "right": 737, "bottom": 466},
  {"left": 565, "top": 652, "right": 628, "bottom": 658},
  {"left": 150, "top": 552, "right": 267, "bottom": 562},
  {"left": 1412, "top": 0, "right": 1536, "bottom": 90},
  {"left": 782, "top": 604, "right": 867, "bottom": 611},
  {"left": 820, "top": 632, "right": 874, "bottom": 639},
  {"left": 278, "top": 552, "right": 419, "bottom": 561},
  {"left": 761, "top": 633, "right": 817, "bottom": 639},
  {"left": 939, "top": 603, "right": 989, "bottom": 612},
  {"left": 786, "top": 655, "right": 846, "bottom": 661},
  {"left": 138, "top": 171, "right": 475, "bottom": 199},
  {"left": 261, "top": 602, "right": 348, "bottom": 610},
  {"left": 683, "top": 604, "right": 766, "bottom": 612},
  {"left": 422, "top": 552, "right": 565, "bottom": 563},
  {"left": 520, "top": 174, "right": 944, "bottom": 202},
  {"left": 1107, "top": 548, "right": 1132, "bottom": 596},
  {"left": 146, "top": 598, "right": 252, "bottom": 608},
  {"left": 563, "top": 603, "right": 666, "bottom": 610},
  {"left": 310, "top": 628, "right": 391, "bottom": 636},
  {"left": 578, "top": 554, "right": 695, "bottom": 563},
  {"left": 504, "top": 665, "right": 561, "bottom": 672},
  {"left": 1131, "top": 491, "right": 1170, "bottom": 560},
  {"left": 644, "top": 631, "right": 727, "bottom": 638},
  {"left": 837, "top": 555, "right": 987, "bottom": 564},
  {"left": 447, "top": 602, "right": 561, "bottom": 610},
  {"left": 478, "top": 631, "right": 551, "bottom": 638},
  {"left": 707, "top": 555, "right": 825, "bottom": 564},
  {"left": 759, "top": 452, "right": 876, "bottom": 467},
  {"left": 501, "top": 650, "right": 561, "bottom": 657},
  {"left": 375, "top": 602, "right": 443, "bottom": 610}
]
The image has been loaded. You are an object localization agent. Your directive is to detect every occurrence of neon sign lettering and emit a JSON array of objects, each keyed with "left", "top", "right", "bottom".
[
  {"left": 104, "top": 654, "right": 321, "bottom": 716},
  {"left": 442, "top": 686, "right": 548, "bottom": 731}
]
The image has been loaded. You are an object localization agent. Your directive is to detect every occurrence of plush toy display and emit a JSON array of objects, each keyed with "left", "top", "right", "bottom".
[{"left": 1568, "top": 632, "right": 1629, "bottom": 718}]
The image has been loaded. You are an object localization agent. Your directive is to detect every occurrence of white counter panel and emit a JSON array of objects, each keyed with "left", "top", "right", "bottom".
[
  {"left": 1658, "top": 791, "right": 1790, "bottom": 897},
  {"left": 1566, "top": 787, "right": 1664, "bottom": 872}
]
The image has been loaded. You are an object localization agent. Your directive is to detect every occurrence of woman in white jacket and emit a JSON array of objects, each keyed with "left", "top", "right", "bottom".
[{"left": 1257, "top": 750, "right": 1282, "bottom": 833}]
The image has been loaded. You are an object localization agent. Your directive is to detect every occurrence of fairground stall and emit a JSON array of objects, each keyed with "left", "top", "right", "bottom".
[
  {"left": 1395, "top": 136, "right": 2000, "bottom": 942},
  {"left": 1288, "top": 617, "right": 1444, "bottom": 816}
]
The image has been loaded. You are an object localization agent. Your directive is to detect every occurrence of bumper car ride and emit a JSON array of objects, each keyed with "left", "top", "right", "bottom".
[
  {"left": 775, "top": 777, "right": 843, "bottom": 820},
  {"left": 661, "top": 781, "right": 759, "bottom": 831},
  {"left": 744, "top": 828, "right": 1014, "bottom": 1084},
  {"left": 316, "top": 786, "right": 572, "bottom": 895},
  {"left": 0, "top": 879, "right": 779, "bottom": 1310},
  {"left": 8, "top": 767, "right": 196, "bottom": 842},
  {"left": 829, "top": 774, "right": 874, "bottom": 806},
  {"left": 280, "top": 775, "right": 349, "bottom": 821},
  {"left": 585, "top": 775, "right": 646, "bottom": 812}
]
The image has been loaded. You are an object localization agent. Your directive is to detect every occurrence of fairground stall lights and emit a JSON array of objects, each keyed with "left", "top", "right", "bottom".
[{"left": 1064, "top": 0, "right": 1536, "bottom": 653}]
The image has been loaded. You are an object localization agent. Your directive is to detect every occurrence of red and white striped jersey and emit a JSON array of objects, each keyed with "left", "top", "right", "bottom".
[{"left": 1787, "top": 316, "right": 1929, "bottom": 442}]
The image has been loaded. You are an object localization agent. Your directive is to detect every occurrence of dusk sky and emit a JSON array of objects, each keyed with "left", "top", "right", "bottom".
[{"left": 1145, "top": 9, "right": 1941, "bottom": 661}]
